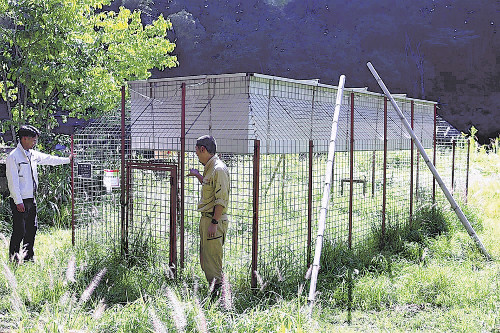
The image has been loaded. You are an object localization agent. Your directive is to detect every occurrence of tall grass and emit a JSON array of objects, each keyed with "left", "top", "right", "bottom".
[{"left": 311, "top": 138, "right": 500, "bottom": 331}]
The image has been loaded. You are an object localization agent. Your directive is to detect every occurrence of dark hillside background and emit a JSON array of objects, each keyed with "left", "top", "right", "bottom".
[{"left": 111, "top": 0, "right": 499, "bottom": 143}]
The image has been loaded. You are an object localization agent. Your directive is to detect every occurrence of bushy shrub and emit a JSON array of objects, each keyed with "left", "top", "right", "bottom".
[{"left": 0, "top": 196, "right": 12, "bottom": 234}]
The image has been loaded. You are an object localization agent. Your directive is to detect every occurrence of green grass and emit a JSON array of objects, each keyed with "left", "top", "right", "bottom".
[{"left": 0, "top": 141, "right": 499, "bottom": 332}]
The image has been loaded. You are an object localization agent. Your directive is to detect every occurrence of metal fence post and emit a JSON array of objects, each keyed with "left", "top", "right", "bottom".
[
  {"left": 252, "top": 139, "right": 260, "bottom": 289},
  {"left": 348, "top": 92, "right": 354, "bottom": 249},
  {"left": 120, "top": 85, "right": 127, "bottom": 255},
  {"left": 180, "top": 82, "right": 186, "bottom": 269},
  {"left": 171, "top": 167, "right": 178, "bottom": 276},
  {"left": 71, "top": 134, "right": 75, "bottom": 246},
  {"left": 307, "top": 140, "right": 313, "bottom": 265},
  {"left": 410, "top": 101, "right": 414, "bottom": 222},
  {"left": 126, "top": 162, "right": 131, "bottom": 253},
  {"left": 382, "top": 97, "right": 388, "bottom": 237},
  {"left": 451, "top": 140, "right": 456, "bottom": 194},
  {"left": 416, "top": 150, "right": 420, "bottom": 202},
  {"left": 371, "top": 149, "right": 376, "bottom": 196},
  {"left": 432, "top": 104, "right": 437, "bottom": 203},
  {"left": 465, "top": 140, "right": 471, "bottom": 203}
]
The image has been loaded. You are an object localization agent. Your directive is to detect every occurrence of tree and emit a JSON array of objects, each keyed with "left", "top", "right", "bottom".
[{"left": 0, "top": 0, "right": 177, "bottom": 138}]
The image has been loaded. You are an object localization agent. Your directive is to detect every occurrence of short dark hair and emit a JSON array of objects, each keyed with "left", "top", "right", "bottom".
[
  {"left": 18, "top": 125, "right": 40, "bottom": 139},
  {"left": 196, "top": 135, "right": 217, "bottom": 155}
]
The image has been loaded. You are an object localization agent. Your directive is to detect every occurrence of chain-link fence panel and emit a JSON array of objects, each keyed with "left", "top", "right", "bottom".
[
  {"left": 72, "top": 116, "right": 122, "bottom": 249},
  {"left": 72, "top": 73, "right": 470, "bottom": 288}
]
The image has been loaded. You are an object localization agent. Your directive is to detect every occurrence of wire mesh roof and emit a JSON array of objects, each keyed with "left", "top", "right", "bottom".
[{"left": 125, "top": 73, "right": 459, "bottom": 153}]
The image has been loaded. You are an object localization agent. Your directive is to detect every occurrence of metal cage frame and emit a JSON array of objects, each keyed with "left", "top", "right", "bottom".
[{"left": 71, "top": 73, "right": 469, "bottom": 288}]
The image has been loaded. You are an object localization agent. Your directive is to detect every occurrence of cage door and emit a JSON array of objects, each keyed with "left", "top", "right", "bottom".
[{"left": 126, "top": 162, "right": 178, "bottom": 271}]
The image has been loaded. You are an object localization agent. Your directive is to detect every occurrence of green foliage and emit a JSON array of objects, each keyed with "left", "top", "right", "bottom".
[
  {"left": 454, "top": 201, "right": 483, "bottom": 232},
  {"left": 0, "top": 0, "right": 177, "bottom": 135},
  {"left": 75, "top": 241, "right": 171, "bottom": 305},
  {"left": 0, "top": 200, "right": 498, "bottom": 332},
  {"left": 316, "top": 201, "right": 491, "bottom": 311},
  {"left": 36, "top": 164, "right": 72, "bottom": 229},
  {"left": 368, "top": 204, "right": 458, "bottom": 257},
  {"left": 411, "top": 204, "right": 450, "bottom": 238},
  {"left": 0, "top": 196, "right": 11, "bottom": 234},
  {"left": 123, "top": 218, "right": 167, "bottom": 268}
]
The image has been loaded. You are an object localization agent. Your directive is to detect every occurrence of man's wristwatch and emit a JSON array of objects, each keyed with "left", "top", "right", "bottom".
[{"left": 211, "top": 218, "right": 219, "bottom": 225}]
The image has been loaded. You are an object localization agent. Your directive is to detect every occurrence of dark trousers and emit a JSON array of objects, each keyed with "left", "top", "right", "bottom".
[{"left": 9, "top": 198, "right": 37, "bottom": 261}]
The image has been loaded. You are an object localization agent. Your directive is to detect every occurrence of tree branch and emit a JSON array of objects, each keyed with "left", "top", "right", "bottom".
[{"left": 1, "top": 68, "right": 16, "bottom": 142}]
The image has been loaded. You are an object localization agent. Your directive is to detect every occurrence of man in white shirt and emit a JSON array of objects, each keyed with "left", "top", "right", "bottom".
[{"left": 6, "top": 125, "right": 72, "bottom": 263}]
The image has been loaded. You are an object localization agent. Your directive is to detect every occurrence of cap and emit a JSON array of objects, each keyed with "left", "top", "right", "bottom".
[{"left": 18, "top": 125, "right": 40, "bottom": 138}]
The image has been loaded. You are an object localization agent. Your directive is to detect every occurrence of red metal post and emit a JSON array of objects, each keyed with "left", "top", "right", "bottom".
[
  {"left": 451, "top": 140, "right": 456, "bottom": 193},
  {"left": 465, "top": 140, "right": 470, "bottom": 203},
  {"left": 120, "top": 85, "right": 127, "bottom": 255},
  {"left": 348, "top": 93, "right": 354, "bottom": 249},
  {"left": 382, "top": 97, "right": 388, "bottom": 237},
  {"left": 126, "top": 163, "right": 131, "bottom": 253},
  {"left": 432, "top": 104, "right": 437, "bottom": 203},
  {"left": 71, "top": 134, "right": 75, "bottom": 246},
  {"left": 416, "top": 151, "right": 420, "bottom": 201},
  {"left": 180, "top": 83, "right": 186, "bottom": 269},
  {"left": 371, "top": 150, "right": 376, "bottom": 196},
  {"left": 252, "top": 140, "right": 260, "bottom": 289},
  {"left": 410, "top": 101, "right": 414, "bottom": 222},
  {"left": 170, "top": 167, "right": 178, "bottom": 275},
  {"left": 307, "top": 140, "right": 313, "bottom": 266}
]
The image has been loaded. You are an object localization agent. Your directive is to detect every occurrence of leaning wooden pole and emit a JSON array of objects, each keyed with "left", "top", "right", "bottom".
[
  {"left": 308, "top": 75, "right": 346, "bottom": 305},
  {"left": 366, "top": 62, "right": 491, "bottom": 260}
]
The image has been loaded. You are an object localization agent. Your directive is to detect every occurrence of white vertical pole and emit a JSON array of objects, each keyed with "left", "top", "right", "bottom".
[
  {"left": 366, "top": 62, "right": 491, "bottom": 260},
  {"left": 308, "top": 75, "right": 346, "bottom": 305}
]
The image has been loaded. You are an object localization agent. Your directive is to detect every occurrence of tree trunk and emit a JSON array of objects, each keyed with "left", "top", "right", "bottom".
[{"left": 1, "top": 69, "right": 17, "bottom": 142}]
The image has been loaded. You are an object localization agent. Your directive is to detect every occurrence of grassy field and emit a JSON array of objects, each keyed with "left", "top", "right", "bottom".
[{"left": 0, "top": 141, "right": 499, "bottom": 332}]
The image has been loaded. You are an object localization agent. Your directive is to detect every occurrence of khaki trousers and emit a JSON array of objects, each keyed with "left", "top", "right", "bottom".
[{"left": 199, "top": 214, "right": 229, "bottom": 284}]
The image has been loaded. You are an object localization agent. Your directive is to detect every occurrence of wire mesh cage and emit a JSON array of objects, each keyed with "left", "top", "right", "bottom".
[
  {"left": 72, "top": 73, "right": 469, "bottom": 287},
  {"left": 72, "top": 116, "right": 123, "bottom": 249}
]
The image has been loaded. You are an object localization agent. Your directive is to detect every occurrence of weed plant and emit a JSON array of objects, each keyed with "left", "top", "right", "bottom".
[
  {"left": 313, "top": 191, "right": 499, "bottom": 331},
  {"left": 0, "top": 196, "right": 11, "bottom": 234},
  {"left": 0, "top": 229, "right": 316, "bottom": 332}
]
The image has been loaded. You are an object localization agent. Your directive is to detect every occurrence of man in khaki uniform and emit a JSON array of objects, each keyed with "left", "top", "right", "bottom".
[{"left": 188, "top": 135, "right": 230, "bottom": 289}]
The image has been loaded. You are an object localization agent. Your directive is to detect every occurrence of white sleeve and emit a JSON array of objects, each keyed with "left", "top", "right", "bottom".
[
  {"left": 34, "top": 151, "right": 70, "bottom": 166},
  {"left": 6, "top": 154, "right": 23, "bottom": 204}
]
